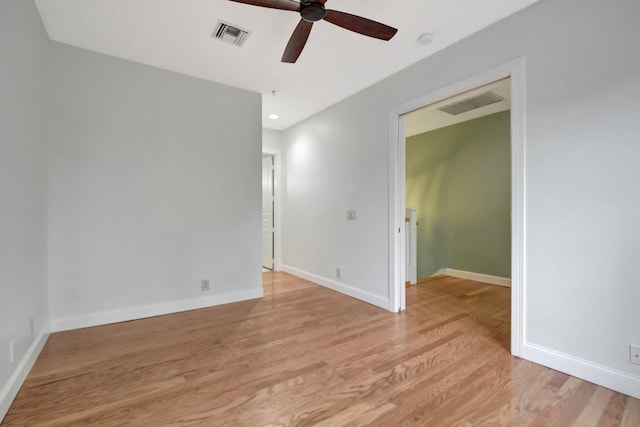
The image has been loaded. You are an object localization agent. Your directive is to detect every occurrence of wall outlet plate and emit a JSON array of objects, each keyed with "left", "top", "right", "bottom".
[
  {"left": 201, "top": 279, "right": 210, "bottom": 291},
  {"left": 336, "top": 268, "right": 341, "bottom": 279},
  {"left": 631, "top": 344, "right": 640, "bottom": 365}
]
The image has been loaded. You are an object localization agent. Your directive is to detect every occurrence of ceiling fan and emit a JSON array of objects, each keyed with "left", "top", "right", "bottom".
[{"left": 228, "top": 0, "right": 398, "bottom": 63}]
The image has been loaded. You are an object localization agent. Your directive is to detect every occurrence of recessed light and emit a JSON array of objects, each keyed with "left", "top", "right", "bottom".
[
  {"left": 269, "top": 114, "right": 280, "bottom": 120},
  {"left": 417, "top": 33, "right": 434, "bottom": 45}
]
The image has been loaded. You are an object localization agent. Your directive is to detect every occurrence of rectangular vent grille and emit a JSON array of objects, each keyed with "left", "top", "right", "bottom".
[
  {"left": 438, "top": 91, "right": 505, "bottom": 115},
  {"left": 211, "top": 20, "right": 251, "bottom": 47}
]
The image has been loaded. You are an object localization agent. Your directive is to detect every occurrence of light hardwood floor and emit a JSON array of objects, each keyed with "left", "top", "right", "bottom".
[{"left": 3, "top": 272, "right": 639, "bottom": 426}]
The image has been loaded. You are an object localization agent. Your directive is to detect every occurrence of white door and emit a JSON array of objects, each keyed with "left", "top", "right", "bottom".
[{"left": 262, "top": 155, "right": 274, "bottom": 269}]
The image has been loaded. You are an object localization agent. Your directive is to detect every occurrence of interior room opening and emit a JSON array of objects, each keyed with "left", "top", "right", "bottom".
[{"left": 399, "top": 77, "right": 513, "bottom": 350}]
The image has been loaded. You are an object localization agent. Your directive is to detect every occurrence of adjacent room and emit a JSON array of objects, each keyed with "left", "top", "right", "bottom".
[
  {"left": 404, "top": 79, "right": 512, "bottom": 285},
  {"left": 2, "top": 0, "right": 639, "bottom": 424}
]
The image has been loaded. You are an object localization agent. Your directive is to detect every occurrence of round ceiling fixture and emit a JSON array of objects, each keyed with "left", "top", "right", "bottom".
[
  {"left": 417, "top": 33, "right": 434, "bottom": 45},
  {"left": 269, "top": 113, "right": 280, "bottom": 120}
]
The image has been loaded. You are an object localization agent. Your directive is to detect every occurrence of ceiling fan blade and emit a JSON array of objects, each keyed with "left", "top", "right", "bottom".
[
  {"left": 282, "top": 19, "right": 313, "bottom": 63},
  {"left": 227, "top": 0, "right": 300, "bottom": 12},
  {"left": 324, "top": 10, "right": 397, "bottom": 41}
]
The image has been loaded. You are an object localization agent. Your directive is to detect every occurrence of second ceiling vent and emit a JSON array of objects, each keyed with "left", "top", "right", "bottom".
[
  {"left": 211, "top": 20, "right": 251, "bottom": 47},
  {"left": 438, "top": 91, "right": 505, "bottom": 115}
]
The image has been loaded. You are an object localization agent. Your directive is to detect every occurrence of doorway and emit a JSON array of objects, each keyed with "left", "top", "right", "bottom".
[
  {"left": 262, "top": 154, "right": 275, "bottom": 270},
  {"left": 405, "top": 78, "right": 512, "bottom": 284},
  {"left": 388, "top": 58, "right": 526, "bottom": 356}
]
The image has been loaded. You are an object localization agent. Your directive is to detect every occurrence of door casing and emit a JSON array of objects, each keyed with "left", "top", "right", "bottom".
[{"left": 387, "top": 58, "right": 526, "bottom": 357}]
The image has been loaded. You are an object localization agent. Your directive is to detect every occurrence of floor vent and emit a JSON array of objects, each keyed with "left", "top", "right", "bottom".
[
  {"left": 211, "top": 20, "right": 251, "bottom": 47},
  {"left": 438, "top": 91, "right": 505, "bottom": 115}
]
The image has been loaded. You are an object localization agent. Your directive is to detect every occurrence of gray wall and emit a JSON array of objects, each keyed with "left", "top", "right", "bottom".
[
  {"left": 1, "top": 1, "right": 263, "bottom": 413},
  {"left": 0, "top": 0, "right": 49, "bottom": 408},
  {"left": 406, "top": 111, "right": 511, "bottom": 279},
  {"left": 282, "top": 0, "right": 640, "bottom": 389},
  {"left": 46, "top": 43, "right": 263, "bottom": 323}
]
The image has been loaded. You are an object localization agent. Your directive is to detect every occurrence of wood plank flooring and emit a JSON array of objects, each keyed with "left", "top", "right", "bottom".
[{"left": 3, "top": 272, "right": 639, "bottom": 426}]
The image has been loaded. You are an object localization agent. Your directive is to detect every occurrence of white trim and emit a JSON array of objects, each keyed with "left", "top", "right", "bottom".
[
  {"left": 523, "top": 342, "right": 640, "bottom": 400},
  {"left": 399, "top": 117, "right": 407, "bottom": 312},
  {"left": 433, "top": 268, "right": 511, "bottom": 287},
  {"left": 388, "top": 57, "right": 527, "bottom": 357},
  {"left": 273, "top": 151, "right": 283, "bottom": 271},
  {"left": 388, "top": 112, "right": 401, "bottom": 312},
  {"left": 510, "top": 58, "right": 527, "bottom": 358},
  {"left": 51, "top": 288, "right": 264, "bottom": 332},
  {"left": 0, "top": 324, "right": 50, "bottom": 422},
  {"left": 282, "top": 265, "right": 390, "bottom": 311}
]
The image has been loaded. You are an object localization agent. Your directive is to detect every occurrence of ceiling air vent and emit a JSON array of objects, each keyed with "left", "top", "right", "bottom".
[
  {"left": 438, "top": 91, "right": 505, "bottom": 115},
  {"left": 211, "top": 20, "right": 251, "bottom": 47}
]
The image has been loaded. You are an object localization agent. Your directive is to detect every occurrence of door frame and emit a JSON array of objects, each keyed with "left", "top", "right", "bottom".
[{"left": 387, "top": 58, "right": 526, "bottom": 357}]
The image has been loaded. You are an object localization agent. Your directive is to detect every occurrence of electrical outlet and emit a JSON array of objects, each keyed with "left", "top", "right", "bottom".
[
  {"left": 631, "top": 344, "right": 640, "bottom": 365},
  {"left": 336, "top": 268, "right": 341, "bottom": 279},
  {"left": 201, "top": 279, "right": 210, "bottom": 291}
]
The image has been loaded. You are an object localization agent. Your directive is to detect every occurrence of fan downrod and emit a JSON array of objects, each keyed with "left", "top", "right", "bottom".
[{"left": 300, "top": 0, "right": 326, "bottom": 22}]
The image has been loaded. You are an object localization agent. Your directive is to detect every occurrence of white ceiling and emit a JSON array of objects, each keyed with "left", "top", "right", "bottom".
[
  {"left": 405, "top": 78, "right": 511, "bottom": 137},
  {"left": 34, "top": 0, "right": 538, "bottom": 131}
]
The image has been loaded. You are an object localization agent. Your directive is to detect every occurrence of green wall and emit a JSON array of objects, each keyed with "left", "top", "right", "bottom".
[{"left": 406, "top": 110, "right": 511, "bottom": 279}]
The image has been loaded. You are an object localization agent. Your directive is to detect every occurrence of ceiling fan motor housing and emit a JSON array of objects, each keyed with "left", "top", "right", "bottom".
[{"left": 300, "top": 0, "right": 326, "bottom": 22}]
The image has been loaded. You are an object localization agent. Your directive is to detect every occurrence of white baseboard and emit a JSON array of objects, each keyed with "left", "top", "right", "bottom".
[
  {"left": 0, "top": 324, "right": 50, "bottom": 422},
  {"left": 281, "top": 265, "right": 391, "bottom": 311},
  {"left": 434, "top": 268, "right": 511, "bottom": 288},
  {"left": 51, "top": 288, "right": 264, "bottom": 332},
  {"left": 523, "top": 342, "right": 640, "bottom": 399}
]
